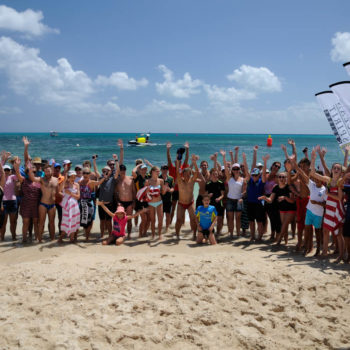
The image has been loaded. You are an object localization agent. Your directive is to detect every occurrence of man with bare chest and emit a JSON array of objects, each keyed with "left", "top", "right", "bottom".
[
  {"left": 196, "top": 160, "right": 210, "bottom": 209},
  {"left": 29, "top": 164, "right": 58, "bottom": 242},
  {"left": 116, "top": 164, "right": 135, "bottom": 238},
  {"left": 175, "top": 154, "right": 199, "bottom": 240}
]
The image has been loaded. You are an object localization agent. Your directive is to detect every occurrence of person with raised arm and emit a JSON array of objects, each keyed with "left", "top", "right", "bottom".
[
  {"left": 167, "top": 141, "right": 189, "bottom": 225},
  {"left": 97, "top": 160, "right": 120, "bottom": 238},
  {"left": 242, "top": 151, "right": 268, "bottom": 241},
  {"left": 17, "top": 158, "right": 42, "bottom": 243},
  {"left": 287, "top": 142, "right": 311, "bottom": 251},
  {"left": 289, "top": 155, "right": 326, "bottom": 256},
  {"left": 221, "top": 150, "right": 245, "bottom": 238},
  {"left": 175, "top": 154, "right": 198, "bottom": 240},
  {"left": 159, "top": 165, "right": 174, "bottom": 233},
  {"left": 58, "top": 170, "right": 80, "bottom": 243},
  {"left": 132, "top": 162, "right": 150, "bottom": 237},
  {"left": 310, "top": 148, "right": 345, "bottom": 262},
  {"left": 28, "top": 162, "right": 58, "bottom": 242},
  {"left": 259, "top": 160, "right": 296, "bottom": 246}
]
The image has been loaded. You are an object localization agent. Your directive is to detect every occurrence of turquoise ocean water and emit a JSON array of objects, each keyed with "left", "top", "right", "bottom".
[{"left": 0, "top": 133, "right": 343, "bottom": 172}]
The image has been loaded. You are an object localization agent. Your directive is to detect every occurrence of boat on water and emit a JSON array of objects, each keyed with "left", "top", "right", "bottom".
[
  {"left": 128, "top": 133, "right": 151, "bottom": 145},
  {"left": 50, "top": 131, "right": 59, "bottom": 137}
]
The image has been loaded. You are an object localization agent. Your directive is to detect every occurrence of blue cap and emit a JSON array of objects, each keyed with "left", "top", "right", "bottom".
[
  {"left": 251, "top": 168, "right": 260, "bottom": 175},
  {"left": 54, "top": 163, "right": 62, "bottom": 168}
]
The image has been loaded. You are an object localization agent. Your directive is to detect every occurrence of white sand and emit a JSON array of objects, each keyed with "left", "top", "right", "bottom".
[{"left": 1, "top": 221, "right": 350, "bottom": 349}]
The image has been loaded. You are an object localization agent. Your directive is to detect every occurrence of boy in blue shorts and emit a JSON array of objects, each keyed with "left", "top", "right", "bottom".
[{"left": 195, "top": 194, "right": 217, "bottom": 245}]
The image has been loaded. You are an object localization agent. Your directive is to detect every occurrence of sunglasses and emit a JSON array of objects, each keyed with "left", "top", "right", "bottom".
[
  {"left": 252, "top": 174, "right": 259, "bottom": 177},
  {"left": 102, "top": 170, "right": 110, "bottom": 174},
  {"left": 279, "top": 176, "right": 286, "bottom": 179},
  {"left": 232, "top": 168, "right": 240, "bottom": 171},
  {"left": 83, "top": 172, "right": 90, "bottom": 175},
  {"left": 108, "top": 163, "right": 115, "bottom": 167},
  {"left": 4, "top": 169, "right": 10, "bottom": 171},
  {"left": 273, "top": 164, "right": 281, "bottom": 169}
]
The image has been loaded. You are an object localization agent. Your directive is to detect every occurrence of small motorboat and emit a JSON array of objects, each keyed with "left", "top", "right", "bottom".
[
  {"left": 128, "top": 133, "right": 150, "bottom": 145},
  {"left": 50, "top": 131, "right": 59, "bottom": 137}
]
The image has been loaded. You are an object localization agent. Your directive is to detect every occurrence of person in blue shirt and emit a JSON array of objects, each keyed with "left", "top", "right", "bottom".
[{"left": 195, "top": 194, "right": 217, "bottom": 245}]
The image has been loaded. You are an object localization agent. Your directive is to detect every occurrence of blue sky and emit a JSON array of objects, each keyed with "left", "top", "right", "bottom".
[{"left": 0, "top": 0, "right": 350, "bottom": 133}]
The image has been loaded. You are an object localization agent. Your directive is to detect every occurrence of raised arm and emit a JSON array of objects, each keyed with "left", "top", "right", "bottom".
[
  {"left": 92, "top": 155, "right": 100, "bottom": 178},
  {"left": 113, "top": 160, "right": 120, "bottom": 180},
  {"left": 310, "top": 148, "right": 330, "bottom": 183},
  {"left": 166, "top": 142, "right": 172, "bottom": 167},
  {"left": 316, "top": 145, "right": 331, "bottom": 177},
  {"left": 220, "top": 150, "right": 230, "bottom": 180},
  {"left": 13, "top": 158, "right": 24, "bottom": 183},
  {"left": 229, "top": 150, "right": 234, "bottom": 164},
  {"left": 280, "top": 144, "right": 289, "bottom": 160},
  {"left": 290, "top": 155, "right": 309, "bottom": 184},
  {"left": 22, "top": 136, "right": 30, "bottom": 163},
  {"left": 144, "top": 159, "right": 154, "bottom": 168},
  {"left": 117, "top": 139, "right": 124, "bottom": 165},
  {"left": 344, "top": 145, "right": 350, "bottom": 168},
  {"left": 27, "top": 162, "right": 41, "bottom": 183},
  {"left": 261, "top": 154, "right": 269, "bottom": 183},
  {"left": 184, "top": 141, "right": 189, "bottom": 165},
  {"left": 251, "top": 145, "right": 258, "bottom": 172},
  {"left": 1, "top": 150, "right": 11, "bottom": 166},
  {"left": 288, "top": 139, "right": 297, "bottom": 162},
  {"left": 234, "top": 146, "right": 239, "bottom": 163},
  {"left": 132, "top": 163, "right": 142, "bottom": 179}
]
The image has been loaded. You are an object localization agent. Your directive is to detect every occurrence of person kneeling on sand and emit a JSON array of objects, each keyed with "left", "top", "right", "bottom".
[
  {"left": 195, "top": 194, "right": 217, "bottom": 245},
  {"left": 97, "top": 201, "right": 145, "bottom": 246}
]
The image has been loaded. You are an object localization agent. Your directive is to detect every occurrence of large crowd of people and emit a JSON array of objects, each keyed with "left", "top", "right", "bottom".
[{"left": 1, "top": 136, "right": 350, "bottom": 263}]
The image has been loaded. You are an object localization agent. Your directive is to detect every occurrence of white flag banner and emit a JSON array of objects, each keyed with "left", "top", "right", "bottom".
[
  {"left": 344, "top": 62, "right": 350, "bottom": 76},
  {"left": 315, "top": 90, "right": 350, "bottom": 148},
  {"left": 330, "top": 81, "right": 350, "bottom": 117}
]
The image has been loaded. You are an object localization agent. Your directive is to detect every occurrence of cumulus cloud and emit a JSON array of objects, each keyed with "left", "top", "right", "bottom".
[
  {"left": 156, "top": 65, "right": 202, "bottom": 98},
  {"left": 204, "top": 84, "right": 256, "bottom": 104},
  {"left": 330, "top": 32, "right": 350, "bottom": 62},
  {"left": 227, "top": 65, "right": 282, "bottom": 93},
  {"left": 95, "top": 72, "right": 148, "bottom": 90},
  {"left": 0, "top": 37, "right": 94, "bottom": 106},
  {"left": 0, "top": 5, "right": 59, "bottom": 37},
  {"left": 0, "top": 37, "right": 157, "bottom": 115}
]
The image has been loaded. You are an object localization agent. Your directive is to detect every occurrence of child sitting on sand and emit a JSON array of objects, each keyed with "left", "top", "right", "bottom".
[
  {"left": 195, "top": 194, "right": 217, "bottom": 245},
  {"left": 97, "top": 201, "right": 146, "bottom": 245}
]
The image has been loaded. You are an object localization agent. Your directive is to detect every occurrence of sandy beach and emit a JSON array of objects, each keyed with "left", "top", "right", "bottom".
[{"left": 0, "top": 219, "right": 350, "bottom": 350}]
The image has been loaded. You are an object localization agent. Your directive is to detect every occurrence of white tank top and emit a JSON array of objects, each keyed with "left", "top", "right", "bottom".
[{"left": 227, "top": 177, "right": 243, "bottom": 200}]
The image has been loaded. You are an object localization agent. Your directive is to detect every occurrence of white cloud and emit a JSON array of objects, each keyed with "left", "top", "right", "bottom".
[
  {"left": 95, "top": 72, "right": 148, "bottom": 90},
  {"left": 204, "top": 84, "right": 256, "bottom": 104},
  {"left": 0, "top": 37, "right": 94, "bottom": 106},
  {"left": 147, "top": 99, "right": 194, "bottom": 112},
  {"left": 227, "top": 65, "right": 282, "bottom": 93},
  {"left": 330, "top": 32, "right": 350, "bottom": 62},
  {"left": 0, "top": 5, "right": 59, "bottom": 37},
  {"left": 0, "top": 37, "right": 158, "bottom": 115},
  {"left": 156, "top": 64, "right": 202, "bottom": 98}
]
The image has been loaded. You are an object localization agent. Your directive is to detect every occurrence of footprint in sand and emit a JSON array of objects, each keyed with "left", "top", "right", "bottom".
[{"left": 271, "top": 305, "right": 285, "bottom": 312}]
